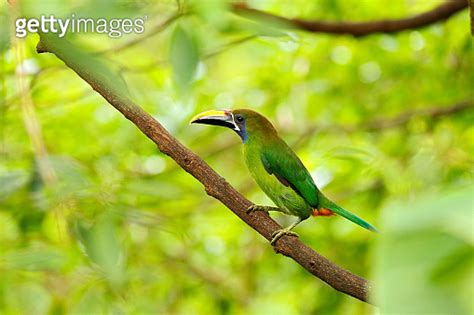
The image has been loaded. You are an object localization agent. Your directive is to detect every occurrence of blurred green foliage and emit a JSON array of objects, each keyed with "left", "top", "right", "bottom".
[
  {"left": 0, "top": 0, "right": 472, "bottom": 314},
  {"left": 375, "top": 188, "right": 473, "bottom": 314}
]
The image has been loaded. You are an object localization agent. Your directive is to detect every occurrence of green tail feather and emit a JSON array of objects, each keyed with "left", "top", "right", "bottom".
[{"left": 319, "top": 195, "right": 378, "bottom": 232}]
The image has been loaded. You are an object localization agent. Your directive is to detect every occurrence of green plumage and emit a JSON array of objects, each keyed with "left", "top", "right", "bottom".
[
  {"left": 244, "top": 129, "right": 315, "bottom": 219},
  {"left": 236, "top": 109, "right": 377, "bottom": 232}
]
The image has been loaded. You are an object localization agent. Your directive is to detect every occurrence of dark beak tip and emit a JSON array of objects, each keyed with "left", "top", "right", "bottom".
[{"left": 189, "top": 118, "right": 203, "bottom": 125}]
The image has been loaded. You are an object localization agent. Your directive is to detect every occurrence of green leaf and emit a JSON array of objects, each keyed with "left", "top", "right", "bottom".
[
  {"left": 0, "top": 171, "right": 29, "bottom": 200},
  {"left": 169, "top": 25, "right": 199, "bottom": 89},
  {"left": 2, "top": 245, "right": 67, "bottom": 271},
  {"left": 74, "top": 214, "right": 125, "bottom": 287}
]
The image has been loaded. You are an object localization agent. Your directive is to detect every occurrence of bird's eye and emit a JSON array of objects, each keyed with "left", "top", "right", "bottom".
[{"left": 236, "top": 115, "right": 244, "bottom": 122}]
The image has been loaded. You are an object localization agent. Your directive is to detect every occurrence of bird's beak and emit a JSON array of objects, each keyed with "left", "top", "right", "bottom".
[{"left": 190, "top": 109, "right": 240, "bottom": 131}]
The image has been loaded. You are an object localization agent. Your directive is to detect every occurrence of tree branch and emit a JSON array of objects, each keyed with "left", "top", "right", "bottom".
[
  {"left": 360, "top": 100, "right": 473, "bottom": 131},
  {"left": 36, "top": 34, "right": 372, "bottom": 303},
  {"left": 232, "top": 0, "right": 468, "bottom": 36}
]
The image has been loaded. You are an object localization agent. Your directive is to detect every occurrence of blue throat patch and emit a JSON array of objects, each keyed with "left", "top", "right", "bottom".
[{"left": 235, "top": 123, "right": 248, "bottom": 143}]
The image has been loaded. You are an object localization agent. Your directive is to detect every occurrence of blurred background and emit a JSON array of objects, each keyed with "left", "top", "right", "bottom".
[{"left": 0, "top": 0, "right": 472, "bottom": 314}]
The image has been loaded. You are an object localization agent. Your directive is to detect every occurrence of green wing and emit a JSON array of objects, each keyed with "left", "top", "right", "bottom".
[{"left": 261, "top": 142, "right": 319, "bottom": 207}]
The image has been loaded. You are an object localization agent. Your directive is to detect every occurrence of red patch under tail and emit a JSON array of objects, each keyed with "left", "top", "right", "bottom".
[{"left": 312, "top": 208, "right": 334, "bottom": 217}]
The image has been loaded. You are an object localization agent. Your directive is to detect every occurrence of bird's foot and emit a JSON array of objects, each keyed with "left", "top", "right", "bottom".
[
  {"left": 270, "top": 228, "right": 299, "bottom": 245},
  {"left": 246, "top": 205, "right": 278, "bottom": 215}
]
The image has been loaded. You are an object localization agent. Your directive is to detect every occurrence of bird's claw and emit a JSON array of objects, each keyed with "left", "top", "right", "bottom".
[
  {"left": 270, "top": 229, "right": 299, "bottom": 245},
  {"left": 246, "top": 205, "right": 268, "bottom": 215}
]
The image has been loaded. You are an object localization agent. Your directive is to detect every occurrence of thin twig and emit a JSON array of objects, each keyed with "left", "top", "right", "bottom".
[
  {"left": 296, "top": 100, "right": 474, "bottom": 148},
  {"left": 95, "top": 13, "right": 184, "bottom": 55},
  {"left": 360, "top": 100, "right": 473, "bottom": 131},
  {"left": 203, "top": 35, "right": 258, "bottom": 60},
  {"left": 232, "top": 0, "right": 467, "bottom": 37}
]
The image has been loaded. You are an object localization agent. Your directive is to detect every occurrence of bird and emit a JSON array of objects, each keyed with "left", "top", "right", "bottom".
[{"left": 190, "top": 109, "right": 377, "bottom": 245}]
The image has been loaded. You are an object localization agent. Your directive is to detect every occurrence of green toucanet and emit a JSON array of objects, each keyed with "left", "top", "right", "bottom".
[{"left": 191, "top": 109, "right": 377, "bottom": 244}]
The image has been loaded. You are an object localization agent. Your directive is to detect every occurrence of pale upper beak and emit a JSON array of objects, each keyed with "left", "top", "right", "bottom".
[{"left": 190, "top": 109, "right": 239, "bottom": 131}]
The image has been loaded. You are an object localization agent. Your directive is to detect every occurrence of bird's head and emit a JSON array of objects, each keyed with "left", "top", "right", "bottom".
[{"left": 190, "top": 109, "right": 277, "bottom": 143}]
